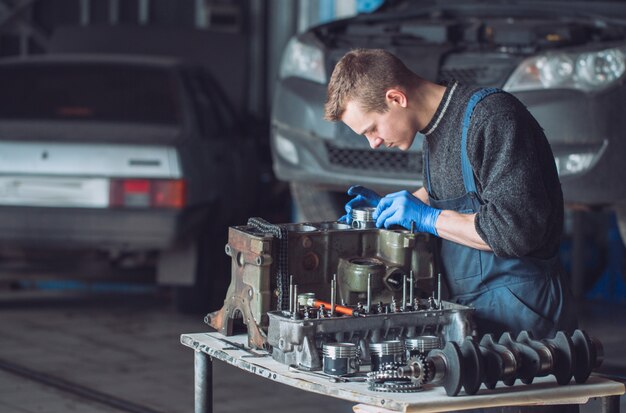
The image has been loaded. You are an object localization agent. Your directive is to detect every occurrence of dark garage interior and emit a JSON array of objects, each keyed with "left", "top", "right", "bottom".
[{"left": 1, "top": 1, "right": 626, "bottom": 412}]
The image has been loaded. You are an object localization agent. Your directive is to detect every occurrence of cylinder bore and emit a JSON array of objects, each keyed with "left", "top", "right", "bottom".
[
  {"left": 316, "top": 222, "right": 351, "bottom": 230},
  {"left": 281, "top": 224, "right": 318, "bottom": 232},
  {"left": 337, "top": 257, "right": 385, "bottom": 295}
]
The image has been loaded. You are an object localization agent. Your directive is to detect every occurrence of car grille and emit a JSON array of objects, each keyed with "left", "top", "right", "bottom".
[
  {"left": 437, "top": 56, "right": 518, "bottom": 87},
  {"left": 325, "top": 142, "right": 422, "bottom": 174}
]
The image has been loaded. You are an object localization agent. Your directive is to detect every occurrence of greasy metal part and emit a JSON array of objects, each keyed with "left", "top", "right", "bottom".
[
  {"left": 298, "top": 293, "right": 315, "bottom": 307},
  {"left": 366, "top": 273, "right": 372, "bottom": 313},
  {"left": 208, "top": 219, "right": 435, "bottom": 349},
  {"left": 351, "top": 207, "right": 376, "bottom": 229},
  {"left": 542, "top": 331, "right": 575, "bottom": 385},
  {"left": 460, "top": 337, "right": 484, "bottom": 395},
  {"left": 408, "top": 330, "right": 605, "bottom": 397},
  {"left": 572, "top": 329, "right": 601, "bottom": 383},
  {"left": 397, "top": 354, "right": 429, "bottom": 386},
  {"left": 288, "top": 365, "right": 367, "bottom": 383},
  {"left": 288, "top": 275, "right": 293, "bottom": 313},
  {"left": 292, "top": 284, "right": 298, "bottom": 319},
  {"left": 370, "top": 341, "right": 406, "bottom": 371},
  {"left": 405, "top": 336, "right": 442, "bottom": 357},
  {"left": 337, "top": 257, "right": 387, "bottom": 306},
  {"left": 480, "top": 334, "right": 517, "bottom": 388},
  {"left": 437, "top": 273, "right": 442, "bottom": 309},
  {"left": 409, "top": 270, "right": 414, "bottom": 304},
  {"left": 515, "top": 331, "right": 554, "bottom": 378},
  {"left": 402, "top": 274, "right": 407, "bottom": 311},
  {"left": 322, "top": 343, "right": 359, "bottom": 376},
  {"left": 267, "top": 301, "right": 474, "bottom": 370},
  {"left": 499, "top": 332, "right": 541, "bottom": 385},
  {"left": 430, "top": 342, "right": 463, "bottom": 396},
  {"left": 212, "top": 336, "right": 268, "bottom": 358},
  {"left": 368, "top": 360, "right": 424, "bottom": 393},
  {"left": 330, "top": 277, "right": 336, "bottom": 317}
]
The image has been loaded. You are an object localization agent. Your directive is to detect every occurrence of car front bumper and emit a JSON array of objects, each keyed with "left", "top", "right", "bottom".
[{"left": 272, "top": 77, "right": 626, "bottom": 205}]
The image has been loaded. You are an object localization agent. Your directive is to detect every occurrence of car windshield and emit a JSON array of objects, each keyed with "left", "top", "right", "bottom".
[{"left": 0, "top": 63, "right": 181, "bottom": 125}]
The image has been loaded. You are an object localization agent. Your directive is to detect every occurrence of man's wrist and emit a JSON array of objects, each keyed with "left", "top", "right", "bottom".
[{"left": 422, "top": 207, "right": 442, "bottom": 236}]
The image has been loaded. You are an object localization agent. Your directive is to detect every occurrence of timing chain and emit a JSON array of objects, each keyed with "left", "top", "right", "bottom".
[{"left": 246, "top": 217, "right": 289, "bottom": 310}]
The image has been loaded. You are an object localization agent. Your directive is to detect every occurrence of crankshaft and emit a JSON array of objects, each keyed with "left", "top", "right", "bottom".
[{"left": 397, "top": 329, "right": 603, "bottom": 396}]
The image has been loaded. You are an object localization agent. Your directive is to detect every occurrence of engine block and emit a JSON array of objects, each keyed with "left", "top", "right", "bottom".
[{"left": 206, "top": 218, "right": 475, "bottom": 352}]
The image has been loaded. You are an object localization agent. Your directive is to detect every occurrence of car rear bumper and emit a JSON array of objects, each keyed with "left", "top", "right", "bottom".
[{"left": 0, "top": 206, "right": 205, "bottom": 251}]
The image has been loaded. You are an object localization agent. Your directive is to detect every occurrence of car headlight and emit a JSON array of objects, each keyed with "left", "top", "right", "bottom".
[
  {"left": 279, "top": 37, "right": 326, "bottom": 84},
  {"left": 504, "top": 47, "right": 626, "bottom": 93}
]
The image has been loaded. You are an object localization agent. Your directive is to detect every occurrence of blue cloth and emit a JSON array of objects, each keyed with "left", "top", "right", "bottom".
[{"left": 425, "top": 88, "right": 577, "bottom": 339}]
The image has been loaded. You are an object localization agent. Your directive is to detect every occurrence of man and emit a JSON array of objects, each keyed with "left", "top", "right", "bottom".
[{"left": 325, "top": 48, "right": 577, "bottom": 340}]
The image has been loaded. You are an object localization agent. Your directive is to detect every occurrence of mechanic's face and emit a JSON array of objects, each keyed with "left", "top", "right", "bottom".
[{"left": 341, "top": 91, "right": 416, "bottom": 151}]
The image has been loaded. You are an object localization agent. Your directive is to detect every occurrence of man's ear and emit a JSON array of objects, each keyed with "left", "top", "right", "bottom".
[{"left": 385, "top": 88, "right": 408, "bottom": 108}]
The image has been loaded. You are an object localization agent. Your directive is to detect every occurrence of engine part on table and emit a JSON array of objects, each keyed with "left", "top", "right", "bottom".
[
  {"left": 267, "top": 298, "right": 474, "bottom": 370},
  {"left": 351, "top": 207, "right": 376, "bottom": 229},
  {"left": 396, "top": 329, "right": 603, "bottom": 397},
  {"left": 405, "top": 335, "right": 442, "bottom": 358},
  {"left": 367, "top": 361, "right": 424, "bottom": 393},
  {"left": 207, "top": 218, "right": 436, "bottom": 349},
  {"left": 370, "top": 340, "right": 406, "bottom": 371},
  {"left": 322, "top": 343, "right": 359, "bottom": 376}
]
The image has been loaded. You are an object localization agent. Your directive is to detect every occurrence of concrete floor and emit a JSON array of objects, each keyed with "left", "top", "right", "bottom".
[{"left": 0, "top": 289, "right": 624, "bottom": 413}]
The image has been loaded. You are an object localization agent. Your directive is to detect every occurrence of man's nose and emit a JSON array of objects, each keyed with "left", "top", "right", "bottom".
[{"left": 367, "top": 136, "right": 383, "bottom": 149}]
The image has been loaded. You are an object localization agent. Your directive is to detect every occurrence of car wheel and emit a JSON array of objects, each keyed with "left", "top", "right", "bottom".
[
  {"left": 174, "top": 230, "right": 230, "bottom": 314},
  {"left": 289, "top": 182, "right": 347, "bottom": 222},
  {"left": 615, "top": 204, "right": 626, "bottom": 248}
]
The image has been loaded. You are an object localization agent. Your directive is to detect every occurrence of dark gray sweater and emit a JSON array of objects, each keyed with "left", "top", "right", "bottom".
[{"left": 421, "top": 82, "right": 563, "bottom": 259}]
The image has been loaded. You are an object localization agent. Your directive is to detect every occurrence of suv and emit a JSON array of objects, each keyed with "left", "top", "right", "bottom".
[
  {"left": 271, "top": 0, "right": 626, "bottom": 242},
  {"left": 0, "top": 54, "right": 257, "bottom": 312}
]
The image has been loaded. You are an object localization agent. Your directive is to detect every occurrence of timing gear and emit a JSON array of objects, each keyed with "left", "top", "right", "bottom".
[
  {"left": 397, "top": 355, "right": 429, "bottom": 386},
  {"left": 369, "top": 380, "right": 424, "bottom": 393}
]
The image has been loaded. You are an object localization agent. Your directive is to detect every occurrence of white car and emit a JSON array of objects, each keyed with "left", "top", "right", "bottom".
[{"left": 0, "top": 54, "right": 258, "bottom": 312}]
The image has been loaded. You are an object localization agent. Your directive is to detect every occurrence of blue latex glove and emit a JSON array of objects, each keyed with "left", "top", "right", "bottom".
[
  {"left": 373, "top": 190, "right": 441, "bottom": 235},
  {"left": 338, "top": 185, "right": 382, "bottom": 224}
]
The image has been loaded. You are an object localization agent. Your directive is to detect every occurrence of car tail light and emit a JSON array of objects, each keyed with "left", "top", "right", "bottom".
[{"left": 109, "top": 179, "right": 185, "bottom": 209}]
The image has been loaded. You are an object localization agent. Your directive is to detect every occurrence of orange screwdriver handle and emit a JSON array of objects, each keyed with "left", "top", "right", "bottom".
[{"left": 312, "top": 299, "right": 355, "bottom": 316}]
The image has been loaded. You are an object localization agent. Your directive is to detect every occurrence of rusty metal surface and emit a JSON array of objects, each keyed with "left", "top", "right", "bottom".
[
  {"left": 181, "top": 332, "right": 626, "bottom": 413},
  {"left": 206, "top": 221, "right": 436, "bottom": 349},
  {"left": 266, "top": 302, "right": 475, "bottom": 370}
]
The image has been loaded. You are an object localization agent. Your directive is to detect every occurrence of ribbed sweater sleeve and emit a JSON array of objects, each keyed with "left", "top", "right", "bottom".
[{"left": 422, "top": 84, "right": 563, "bottom": 259}]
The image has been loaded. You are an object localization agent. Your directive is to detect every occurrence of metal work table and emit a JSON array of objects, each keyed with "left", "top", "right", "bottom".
[{"left": 180, "top": 332, "right": 625, "bottom": 413}]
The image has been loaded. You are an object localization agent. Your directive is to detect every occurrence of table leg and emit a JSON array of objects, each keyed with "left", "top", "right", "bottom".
[
  {"left": 601, "top": 395, "right": 620, "bottom": 413},
  {"left": 194, "top": 350, "right": 213, "bottom": 413}
]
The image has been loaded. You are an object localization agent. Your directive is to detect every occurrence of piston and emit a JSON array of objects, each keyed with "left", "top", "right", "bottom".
[
  {"left": 322, "top": 343, "right": 359, "bottom": 376},
  {"left": 351, "top": 207, "right": 376, "bottom": 229},
  {"left": 369, "top": 340, "right": 405, "bottom": 371},
  {"left": 405, "top": 336, "right": 442, "bottom": 358}
]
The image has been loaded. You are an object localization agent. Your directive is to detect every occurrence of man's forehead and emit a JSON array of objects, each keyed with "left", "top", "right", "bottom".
[{"left": 341, "top": 100, "right": 371, "bottom": 133}]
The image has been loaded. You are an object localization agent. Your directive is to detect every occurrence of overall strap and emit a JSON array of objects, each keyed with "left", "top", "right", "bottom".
[
  {"left": 461, "top": 88, "right": 503, "bottom": 194},
  {"left": 424, "top": 139, "right": 433, "bottom": 195}
]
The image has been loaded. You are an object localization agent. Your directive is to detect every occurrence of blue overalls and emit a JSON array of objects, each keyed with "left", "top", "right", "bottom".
[{"left": 424, "top": 88, "right": 577, "bottom": 339}]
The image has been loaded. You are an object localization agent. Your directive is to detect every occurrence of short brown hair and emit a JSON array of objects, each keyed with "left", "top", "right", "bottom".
[{"left": 324, "top": 49, "right": 415, "bottom": 122}]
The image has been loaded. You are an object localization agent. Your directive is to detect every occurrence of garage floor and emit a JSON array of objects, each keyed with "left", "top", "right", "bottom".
[{"left": 0, "top": 289, "right": 624, "bottom": 413}]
